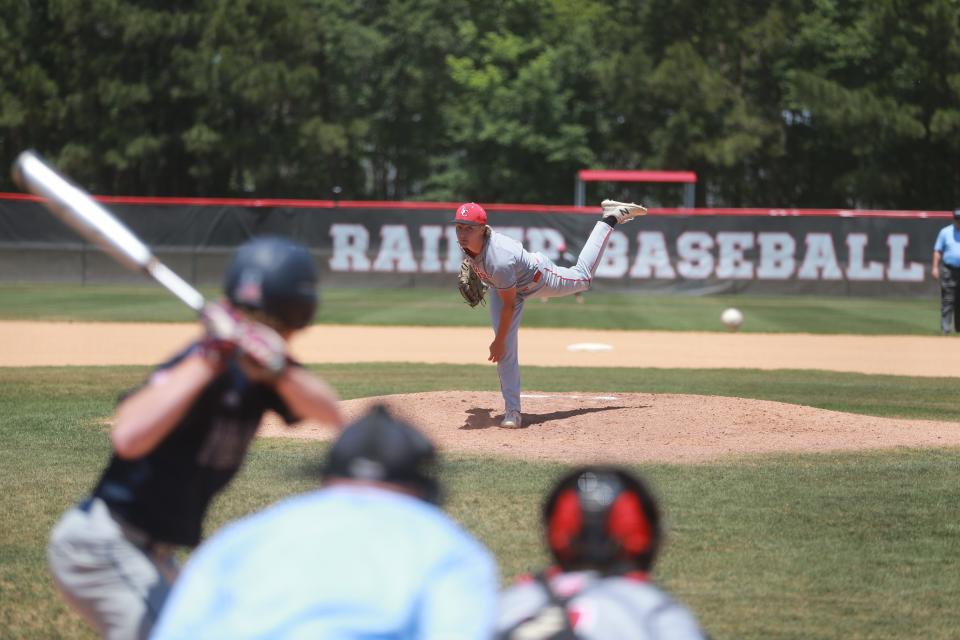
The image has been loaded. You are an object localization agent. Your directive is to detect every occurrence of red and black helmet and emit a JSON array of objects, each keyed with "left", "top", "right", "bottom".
[{"left": 543, "top": 466, "right": 662, "bottom": 574}]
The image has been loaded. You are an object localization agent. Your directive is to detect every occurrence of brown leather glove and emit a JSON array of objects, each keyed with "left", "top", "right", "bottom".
[{"left": 457, "top": 258, "right": 487, "bottom": 308}]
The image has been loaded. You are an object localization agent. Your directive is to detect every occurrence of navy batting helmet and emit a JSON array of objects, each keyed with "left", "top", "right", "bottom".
[
  {"left": 223, "top": 236, "right": 318, "bottom": 330},
  {"left": 543, "top": 466, "right": 662, "bottom": 574}
]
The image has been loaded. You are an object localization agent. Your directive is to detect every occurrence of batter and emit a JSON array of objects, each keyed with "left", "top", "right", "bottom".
[{"left": 46, "top": 237, "right": 344, "bottom": 639}]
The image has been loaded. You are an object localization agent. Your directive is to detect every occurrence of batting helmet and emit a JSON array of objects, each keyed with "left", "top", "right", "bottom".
[
  {"left": 223, "top": 236, "right": 318, "bottom": 330},
  {"left": 543, "top": 466, "right": 662, "bottom": 574}
]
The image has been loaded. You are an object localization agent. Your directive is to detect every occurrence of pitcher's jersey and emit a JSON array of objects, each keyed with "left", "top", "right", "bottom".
[
  {"left": 497, "top": 570, "right": 707, "bottom": 640},
  {"left": 467, "top": 230, "right": 541, "bottom": 291}
]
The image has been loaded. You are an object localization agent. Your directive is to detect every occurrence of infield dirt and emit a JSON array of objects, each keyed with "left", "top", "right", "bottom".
[{"left": 5, "top": 321, "right": 960, "bottom": 463}]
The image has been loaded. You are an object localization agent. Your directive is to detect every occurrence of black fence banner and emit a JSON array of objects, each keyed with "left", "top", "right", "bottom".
[{"left": 0, "top": 196, "right": 948, "bottom": 296}]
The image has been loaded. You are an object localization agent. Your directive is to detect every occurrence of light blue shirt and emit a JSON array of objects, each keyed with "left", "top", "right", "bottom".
[
  {"left": 934, "top": 223, "right": 960, "bottom": 267},
  {"left": 151, "top": 486, "right": 499, "bottom": 640}
]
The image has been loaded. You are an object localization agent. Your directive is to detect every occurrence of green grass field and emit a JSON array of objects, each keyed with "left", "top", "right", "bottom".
[
  {"left": 0, "top": 283, "right": 943, "bottom": 334},
  {"left": 1, "top": 285, "right": 958, "bottom": 639}
]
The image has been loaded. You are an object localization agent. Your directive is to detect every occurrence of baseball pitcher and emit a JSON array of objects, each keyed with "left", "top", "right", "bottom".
[{"left": 454, "top": 200, "right": 645, "bottom": 428}]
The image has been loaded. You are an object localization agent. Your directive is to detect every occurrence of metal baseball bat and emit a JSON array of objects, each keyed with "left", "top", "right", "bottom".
[{"left": 11, "top": 150, "right": 206, "bottom": 312}]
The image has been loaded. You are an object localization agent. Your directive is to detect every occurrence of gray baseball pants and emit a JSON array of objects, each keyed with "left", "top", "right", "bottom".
[
  {"left": 47, "top": 497, "right": 179, "bottom": 640},
  {"left": 489, "top": 221, "right": 614, "bottom": 413}
]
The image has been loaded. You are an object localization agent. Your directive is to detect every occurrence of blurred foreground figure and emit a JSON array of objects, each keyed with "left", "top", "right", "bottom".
[
  {"left": 496, "top": 466, "right": 708, "bottom": 640},
  {"left": 48, "top": 236, "right": 343, "bottom": 639},
  {"left": 152, "top": 405, "right": 499, "bottom": 640}
]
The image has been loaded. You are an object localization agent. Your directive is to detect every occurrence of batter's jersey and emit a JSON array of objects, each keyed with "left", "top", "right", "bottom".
[
  {"left": 467, "top": 230, "right": 542, "bottom": 291},
  {"left": 497, "top": 570, "right": 708, "bottom": 640},
  {"left": 934, "top": 224, "right": 960, "bottom": 267},
  {"left": 91, "top": 343, "right": 297, "bottom": 547},
  {"left": 151, "top": 485, "right": 499, "bottom": 640}
]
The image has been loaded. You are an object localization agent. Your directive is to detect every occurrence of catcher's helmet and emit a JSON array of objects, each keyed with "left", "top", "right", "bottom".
[
  {"left": 323, "top": 404, "right": 441, "bottom": 504},
  {"left": 543, "top": 466, "right": 662, "bottom": 573},
  {"left": 223, "top": 236, "right": 318, "bottom": 330}
]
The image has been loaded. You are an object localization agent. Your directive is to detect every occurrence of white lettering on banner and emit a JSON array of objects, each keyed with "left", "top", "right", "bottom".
[
  {"left": 419, "top": 225, "right": 444, "bottom": 273},
  {"left": 715, "top": 232, "right": 754, "bottom": 279},
  {"left": 630, "top": 232, "right": 675, "bottom": 278},
  {"left": 326, "top": 223, "right": 926, "bottom": 283},
  {"left": 846, "top": 233, "right": 884, "bottom": 281},
  {"left": 798, "top": 233, "right": 843, "bottom": 280},
  {"left": 373, "top": 225, "right": 418, "bottom": 272},
  {"left": 444, "top": 226, "right": 461, "bottom": 272},
  {"left": 329, "top": 224, "right": 371, "bottom": 272},
  {"left": 756, "top": 232, "right": 795, "bottom": 279},
  {"left": 420, "top": 225, "right": 460, "bottom": 273},
  {"left": 526, "top": 227, "right": 565, "bottom": 261},
  {"left": 676, "top": 231, "right": 714, "bottom": 279},
  {"left": 498, "top": 227, "right": 525, "bottom": 244},
  {"left": 887, "top": 234, "right": 923, "bottom": 281},
  {"left": 595, "top": 230, "right": 629, "bottom": 277}
]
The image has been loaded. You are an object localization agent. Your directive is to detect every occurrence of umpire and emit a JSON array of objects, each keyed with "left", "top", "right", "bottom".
[
  {"left": 932, "top": 209, "right": 960, "bottom": 335},
  {"left": 151, "top": 404, "right": 499, "bottom": 639}
]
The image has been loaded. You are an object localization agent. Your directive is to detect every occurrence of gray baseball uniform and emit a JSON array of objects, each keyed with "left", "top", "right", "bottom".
[
  {"left": 465, "top": 221, "right": 614, "bottom": 414},
  {"left": 497, "top": 570, "right": 708, "bottom": 640}
]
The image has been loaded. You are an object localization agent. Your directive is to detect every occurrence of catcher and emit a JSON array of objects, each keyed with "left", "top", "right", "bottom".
[
  {"left": 46, "top": 236, "right": 344, "bottom": 639},
  {"left": 454, "top": 200, "right": 645, "bottom": 428},
  {"left": 496, "top": 465, "right": 708, "bottom": 639}
]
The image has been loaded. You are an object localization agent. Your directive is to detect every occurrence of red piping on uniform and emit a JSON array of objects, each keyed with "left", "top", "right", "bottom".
[
  {"left": 526, "top": 225, "right": 612, "bottom": 287},
  {"left": 587, "top": 224, "right": 613, "bottom": 275},
  {"left": 539, "top": 265, "right": 592, "bottom": 285}
]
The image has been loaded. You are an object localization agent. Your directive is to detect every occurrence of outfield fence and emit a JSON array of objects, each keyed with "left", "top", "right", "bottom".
[{"left": 0, "top": 194, "right": 949, "bottom": 296}]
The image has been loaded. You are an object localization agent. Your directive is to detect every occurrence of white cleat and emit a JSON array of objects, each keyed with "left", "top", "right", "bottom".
[
  {"left": 500, "top": 410, "right": 523, "bottom": 429},
  {"left": 601, "top": 199, "right": 647, "bottom": 224}
]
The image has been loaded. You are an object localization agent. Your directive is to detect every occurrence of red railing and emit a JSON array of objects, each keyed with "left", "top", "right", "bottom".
[{"left": 0, "top": 192, "right": 952, "bottom": 218}]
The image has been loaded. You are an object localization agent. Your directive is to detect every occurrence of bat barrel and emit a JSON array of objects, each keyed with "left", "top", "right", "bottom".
[
  {"left": 11, "top": 150, "right": 206, "bottom": 313},
  {"left": 13, "top": 151, "right": 153, "bottom": 272},
  {"left": 147, "top": 260, "right": 205, "bottom": 312}
]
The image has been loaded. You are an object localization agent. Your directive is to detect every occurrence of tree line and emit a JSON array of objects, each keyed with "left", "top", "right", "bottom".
[{"left": 1, "top": 0, "right": 958, "bottom": 209}]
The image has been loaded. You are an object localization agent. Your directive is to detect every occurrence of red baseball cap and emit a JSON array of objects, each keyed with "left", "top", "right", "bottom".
[{"left": 453, "top": 202, "right": 487, "bottom": 226}]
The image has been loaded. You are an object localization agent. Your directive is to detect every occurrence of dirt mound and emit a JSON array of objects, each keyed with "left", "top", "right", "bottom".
[
  {"left": 6, "top": 321, "right": 958, "bottom": 463},
  {"left": 258, "top": 391, "right": 960, "bottom": 464}
]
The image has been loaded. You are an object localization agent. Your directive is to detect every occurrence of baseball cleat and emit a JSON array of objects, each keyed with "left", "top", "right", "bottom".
[
  {"left": 500, "top": 410, "right": 523, "bottom": 429},
  {"left": 601, "top": 199, "right": 647, "bottom": 224}
]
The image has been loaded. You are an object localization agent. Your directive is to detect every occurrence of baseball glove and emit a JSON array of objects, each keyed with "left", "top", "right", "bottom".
[{"left": 457, "top": 258, "right": 487, "bottom": 308}]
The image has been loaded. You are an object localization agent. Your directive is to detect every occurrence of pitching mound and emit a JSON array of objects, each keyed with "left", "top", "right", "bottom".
[{"left": 258, "top": 391, "right": 960, "bottom": 464}]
